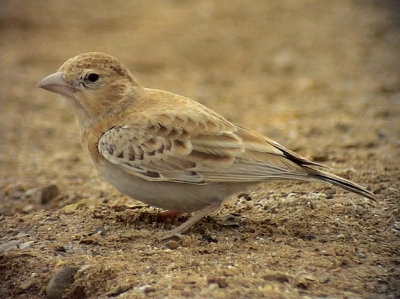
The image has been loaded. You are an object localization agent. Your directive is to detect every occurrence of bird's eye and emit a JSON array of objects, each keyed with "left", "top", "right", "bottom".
[{"left": 87, "top": 73, "right": 99, "bottom": 82}]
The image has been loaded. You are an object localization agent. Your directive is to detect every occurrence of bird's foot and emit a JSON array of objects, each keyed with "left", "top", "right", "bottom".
[{"left": 159, "top": 201, "right": 221, "bottom": 241}]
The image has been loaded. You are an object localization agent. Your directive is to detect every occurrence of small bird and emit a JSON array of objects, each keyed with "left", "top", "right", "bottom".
[{"left": 39, "top": 52, "right": 377, "bottom": 239}]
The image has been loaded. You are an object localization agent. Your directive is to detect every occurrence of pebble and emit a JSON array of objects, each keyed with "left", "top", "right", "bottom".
[
  {"left": 22, "top": 204, "right": 35, "bottom": 213},
  {"left": 207, "top": 277, "right": 228, "bottom": 288},
  {"left": 357, "top": 252, "right": 367, "bottom": 259},
  {"left": 40, "top": 184, "right": 60, "bottom": 204},
  {"left": 320, "top": 273, "right": 330, "bottom": 283},
  {"left": 326, "top": 193, "right": 335, "bottom": 199},
  {"left": 238, "top": 193, "right": 252, "bottom": 201},
  {"left": 19, "top": 273, "right": 38, "bottom": 290},
  {"left": 208, "top": 283, "right": 219, "bottom": 290},
  {"left": 19, "top": 241, "right": 34, "bottom": 250},
  {"left": 165, "top": 240, "right": 180, "bottom": 250},
  {"left": 46, "top": 266, "right": 80, "bottom": 299},
  {"left": 355, "top": 206, "right": 365, "bottom": 216},
  {"left": 0, "top": 240, "right": 19, "bottom": 252},
  {"left": 294, "top": 276, "right": 312, "bottom": 290},
  {"left": 221, "top": 214, "right": 240, "bottom": 227},
  {"left": 94, "top": 226, "right": 106, "bottom": 236},
  {"left": 303, "top": 235, "right": 316, "bottom": 241},
  {"left": 393, "top": 221, "right": 400, "bottom": 230},
  {"left": 262, "top": 270, "right": 290, "bottom": 283},
  {"left": 136, "top": 285, "right": 156, "bottom": 294}
]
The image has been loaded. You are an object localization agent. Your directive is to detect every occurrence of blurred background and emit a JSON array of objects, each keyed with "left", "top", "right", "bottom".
[{"left": 0, "top": 1, "right": 399, "bottom": 297}]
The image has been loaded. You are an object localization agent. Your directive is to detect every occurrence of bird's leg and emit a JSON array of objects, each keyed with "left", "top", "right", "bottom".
[{"left": 161, "top": 201, "right": 221, "bottom": 240}]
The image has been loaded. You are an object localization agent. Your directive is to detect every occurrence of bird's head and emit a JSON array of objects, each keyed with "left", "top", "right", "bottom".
[{"left": 39, "top": 52, "right": 141, "bottom": 128}]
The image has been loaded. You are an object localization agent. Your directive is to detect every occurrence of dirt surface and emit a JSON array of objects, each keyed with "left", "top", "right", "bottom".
[{"left": 1, "top": 1, "right": 400, "bottom": 298}]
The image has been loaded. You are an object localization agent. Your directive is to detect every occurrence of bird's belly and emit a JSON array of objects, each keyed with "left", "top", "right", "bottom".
[{"left": 96, "top": 161, "right": 241, "bottom": 212}]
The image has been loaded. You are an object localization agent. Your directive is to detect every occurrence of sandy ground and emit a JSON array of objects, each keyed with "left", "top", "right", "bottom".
[{"left": 1, "top": 0, "right": 400, "bottom": 298}]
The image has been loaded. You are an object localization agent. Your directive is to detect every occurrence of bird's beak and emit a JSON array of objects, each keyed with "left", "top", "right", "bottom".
[{"left": 38, "top": 72, "right": 76, "bottom": 99}]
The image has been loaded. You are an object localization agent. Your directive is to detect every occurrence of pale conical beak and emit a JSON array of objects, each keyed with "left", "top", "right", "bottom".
[{"left": 38, "top": 72, "right": 76, "bottom": 99}]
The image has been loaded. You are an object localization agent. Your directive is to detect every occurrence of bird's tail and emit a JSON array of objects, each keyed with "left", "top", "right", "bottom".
[{"left": 304, "top": 167, "right": 378, "bottom": 201}]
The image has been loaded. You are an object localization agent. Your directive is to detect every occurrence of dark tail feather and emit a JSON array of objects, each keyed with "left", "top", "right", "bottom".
[{"left": 305, "top": 168, "right": 378, "bottom": 201}]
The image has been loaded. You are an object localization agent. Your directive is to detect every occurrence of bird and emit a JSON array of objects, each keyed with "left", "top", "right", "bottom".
[{"left": 38, "top": 52, "right": 378, "bottom": 239}]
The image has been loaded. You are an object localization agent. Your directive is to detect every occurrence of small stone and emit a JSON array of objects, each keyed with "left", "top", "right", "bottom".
[
  {"left": 24, "top": 188, "right": 37, "bottom": 197},
  {"left": 207, "top": 277, "right": 228, "bottom": 288},
  {"left": 393, "top": 221, "right": 400, "bottom": 230},
  {"left": 302, "top": 235, "right": 316, "bottom": 241},
  {"left": 355, "top": 206, "right": 365, "bottom": 216},
  {"left": 46, "top": 266, "right": 80, "bottom": 299},
  {"left": 320, "top": 273, "right": 330, "bottom": 283},
  {"left": 94, "top": 226, "right": 106, "bottom": 236},
  {"left": 23, "top": 204, "right": 35, "bottom": 213},
  {"left": 262, "top": 270, "right": 290, "bottom": 283},
  {"left": 326, "top": 193, "right": 334, "bottom": 199},
  {"left": 295, "top": 276, "right": 312, "bottom": 290},
  {"left": 238, "top": 193, "right": 252, "bottom": 201},
  {"left": 221, "top": 214, "right": 240, "bottom": 227},
  {"left": 202, "top": 232, "right": 218, "bottom": 243},
  {"left": 40, "top": 184, "right": 60, "bottom": 204},
  {"left": 19, "top": 274, "right": 37, "bottom": 290},
  {"left": 145, "top": 287, "right": 156, "bottom": 294},
  {"left": 19, "top": 241, "right": 34, "bottom": 249},
  {"left": 357, "top": 252, "right": 367, "bottom": 259},
  {"left": 332, "top": 203, "right": 343, "bottom": 209},
  {"left": 0, "top": 240, "right": 19, "bottom": 252},
  {"left": 137, "top": 285, "right": 156, "bottom": 294},
  {"left": 165, "top": 240, "right": 179, "bottom": 250}
]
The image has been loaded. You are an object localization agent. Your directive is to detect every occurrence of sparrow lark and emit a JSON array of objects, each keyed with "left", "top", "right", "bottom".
[{"left": 38, "top": 52, "right": 378, "bottom": 239}]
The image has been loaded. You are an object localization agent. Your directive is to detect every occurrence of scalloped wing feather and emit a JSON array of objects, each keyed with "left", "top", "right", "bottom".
[
  {"left": 97, "top": 89, "right": 319, "bottom": 184},
  {"left": 98, "top": 124, "right": 316, "bottom": 184}
]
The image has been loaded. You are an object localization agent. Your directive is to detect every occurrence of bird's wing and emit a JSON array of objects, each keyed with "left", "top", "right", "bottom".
[{"left": 98, "top": 99, "right": 321, "bottom": 184}]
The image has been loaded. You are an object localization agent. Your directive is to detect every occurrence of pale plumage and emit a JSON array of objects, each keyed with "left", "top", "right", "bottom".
[{"left": 38, "top": 52, "right": 378, "bottom": 239}]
